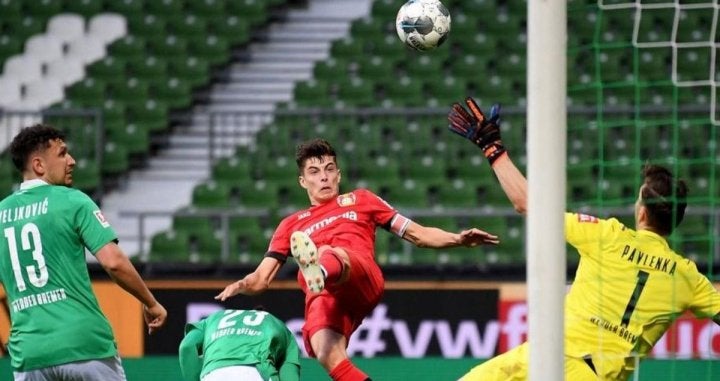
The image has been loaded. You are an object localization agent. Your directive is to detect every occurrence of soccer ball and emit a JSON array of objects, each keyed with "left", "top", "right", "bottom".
[{"left": 395, "top": 0, "right": 451, "bottom": 51}]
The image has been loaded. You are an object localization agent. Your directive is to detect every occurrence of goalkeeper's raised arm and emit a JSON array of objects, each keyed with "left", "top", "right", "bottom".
[{"left": 447, "top": 98, "right": 528, "bottom": 215}]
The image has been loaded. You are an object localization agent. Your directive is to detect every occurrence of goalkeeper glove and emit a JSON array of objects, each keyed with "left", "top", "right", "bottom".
[{"left": 448, "top": 97, "right": 506, "bottom": 166}]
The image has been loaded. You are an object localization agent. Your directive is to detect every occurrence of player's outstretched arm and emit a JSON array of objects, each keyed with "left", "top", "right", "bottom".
[
  {"left": 215, "top": 257, "right": 282, "bottom": 300},
  {"left": 95, "top": 242, "right": 167, "bottom": 334},
  {"left": 401, "top": 221, "right": 499, "bottom": 249},
  {"left": 447, "top": 98, "right": 528, "bottom": 214},
  {"left": 178, "top": 327, "right": 203, "bottom": 381}
]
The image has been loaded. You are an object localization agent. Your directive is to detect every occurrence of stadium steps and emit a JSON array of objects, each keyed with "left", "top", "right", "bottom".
[{"left": 101, "top": 0, "right": 373, "bottom": 257}]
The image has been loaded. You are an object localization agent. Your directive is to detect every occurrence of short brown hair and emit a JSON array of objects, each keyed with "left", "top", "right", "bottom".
[
  {"left": 295, "top": 138, "right": 337, "bottom": 172},
  {"left": 9, "top": 124, "right": 66, "bottom": 172},
  {"left": 640, "top": 164, "right": 687, "bottom": 236}
]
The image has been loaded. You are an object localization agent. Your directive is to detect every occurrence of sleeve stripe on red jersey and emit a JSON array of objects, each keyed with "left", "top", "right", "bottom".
[
  {"left": 264, "top": 251, "right": 287, "bottom": 263},
  {"left": 389, "top": 214, "right": 412, "bottom": 238}
]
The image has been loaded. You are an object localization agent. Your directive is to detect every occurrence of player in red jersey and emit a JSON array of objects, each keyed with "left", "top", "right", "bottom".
[{"left": 216, "top": 138, "right": 499, "bottom": 381}]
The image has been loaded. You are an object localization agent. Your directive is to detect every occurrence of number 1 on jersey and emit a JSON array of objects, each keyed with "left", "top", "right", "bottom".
[{"left": 621, "top": 270, "right": 650, "bottom": 327}]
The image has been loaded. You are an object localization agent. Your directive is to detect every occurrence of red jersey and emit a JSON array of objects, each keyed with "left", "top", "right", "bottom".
[{"left": 267, "top": 188, "right": 405, "bottom": 261}]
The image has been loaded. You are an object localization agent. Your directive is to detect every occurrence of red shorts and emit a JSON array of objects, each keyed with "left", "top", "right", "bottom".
[{"left": 298, "top": 248, "right": 384, "bottom": 357}]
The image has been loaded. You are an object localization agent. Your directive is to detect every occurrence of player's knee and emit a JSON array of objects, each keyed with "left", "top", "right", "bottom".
[
  {"left": 319, "top": 246, "right": 351, "bottom": 283},
  {"left": 314, "top": 347, "right": 345, "bottom": 370}
]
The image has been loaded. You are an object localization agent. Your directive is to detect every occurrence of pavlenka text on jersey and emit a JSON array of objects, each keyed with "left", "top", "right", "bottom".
[
  {"left": 11, "top": 288, "right": 67, "bottom": 312},
  {"left": 0, "top": 197, "right": 49, "bottom": 224},
  {"left": 589, "top": 316, "right": 639, "bottom": 344},
  {"left": 620, "top": 245, "right": 677, "bottom": 275}
]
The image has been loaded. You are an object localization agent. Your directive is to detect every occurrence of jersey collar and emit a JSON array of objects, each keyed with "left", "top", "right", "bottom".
[
  {"left": 19, "top": 179, "right": 49, "bottom": 190},
  {"left": 636, "top": 229, "right": 669, "bottom": 247}
]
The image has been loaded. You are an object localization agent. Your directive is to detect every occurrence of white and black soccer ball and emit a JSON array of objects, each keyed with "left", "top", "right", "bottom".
[{"left": 395, "top": 0, "right": 451, "bottom": 51}]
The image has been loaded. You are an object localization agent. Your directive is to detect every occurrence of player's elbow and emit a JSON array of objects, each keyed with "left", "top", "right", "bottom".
[{"left": 513, "top": 203, "right": 527, "bottom": 215}]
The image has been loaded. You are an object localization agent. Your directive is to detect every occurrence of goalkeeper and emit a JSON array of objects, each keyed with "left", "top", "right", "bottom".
[{"left": 448, "top": 98, "right": 720, "bottom": 381}]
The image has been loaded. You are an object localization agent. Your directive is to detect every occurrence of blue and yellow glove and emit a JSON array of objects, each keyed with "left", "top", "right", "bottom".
[{"left": 448, "top": 97, "right": 506, "bottom": 166}]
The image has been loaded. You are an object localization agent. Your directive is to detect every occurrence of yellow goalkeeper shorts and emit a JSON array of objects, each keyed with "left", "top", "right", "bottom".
[{"left": 458, "top": 342, "right": 599, "bottom": 381}]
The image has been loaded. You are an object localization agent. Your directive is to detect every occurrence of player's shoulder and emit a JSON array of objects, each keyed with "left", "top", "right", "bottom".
[{"left": 55, "top": 186, "right": 97, "bottom": 205}]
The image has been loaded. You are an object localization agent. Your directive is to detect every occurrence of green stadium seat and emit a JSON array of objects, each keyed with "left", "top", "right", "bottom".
[
  {"left": 109, "top": 35, "right": 147, "bottom": 61},
  {"left": 452, "top": 54, "right": 490, "bottom": 80},
  {"left": 226, "top": 0, "right": 267, "bottom": 26},
  {"left": 0, "top": 0, "right": 21, "bottom": 21},
  {"left": 676, "top": 9, "right": 711, "bottom": 43},
  {"left": 145, "top": 0, "right": 183, "bottom": 16},
  {"left": 404, "top": 54, "right": 443, "bottom": 79},
  {"left": 87, "top": 56, "right": 126, "bottom": 82},
  {"left": 496, "top": 52, "right": 526, "bottom": 78},
  {"left": 277, "top": 183, "right": 308, "bottom": 211},
  {"left": 403, "top": 155, "right": 446, "bottom": 182},
  {"left": 208, "top": 16, "right": 250, "bottom": 45},
  {"left": 99, "top": 99, "right": 126, "bottom": 132},
  {"left": 167, "top": 15, "right": 207, "bottom": 39},
  {"left": 460, "top": 0, "right": 497, "bottom": 14},
  {"left": 101, "top": 141, "right": 129, "bottom": 175},
  {"left": 192, "top": 181, "right": 231, "bottom": 208},
  {"left": 151, "top": 77, "right": 192, "bottom": 109},
  {"left": 127, "top": 56, "right": 167, "bottom": 82},
  {"left": 261, "top": 156, "right": 296, "bottom": 182},
  {"left": 110, "top": 77, "right": 149, "bottom": 107},
  {"left": 66, "top": 77, "right": 106, "bottom": 105},
  {"left": 336, "top": 78, "right": 375, "bottom": 108},
  {"left": 126, "top": 99, "right": 168, "bottom": 133},
  {"left": 598, "top": 8, "right": 635, "bottom": 43},
  {"left": 368, "top": 35, "right": 405, "bottom": 59},
  {"left": 383, "top": 179, "right": 429, "bottom": 209},
  {"left": 148, "top": 35, "right": 187, "bottom": 59},
  {"left": 213, "top": 156, "right": 253, "bottom": 186},
  {"left": 424, "top": 76, "right": 467, "bottom": 106},
  {"left": 169, "top": 56, "right": 209, "bottom": 88},
  {"left": 25, "top": 0, "right": 62, "bottom": 18},
  {"left": 433, "top": 178, "right": 478, "bottom": 208},
  {"left": 188, "top": 35, "right": 229, "bottom": 65},
  {"left": 0, "top": 35, "right": 22, "bottom": 67},
  {"left": 636, "top": 48, "right": 671, "bottom": 82},
  {"left": 676, "top": 47, "right": 711, "bottom": 83},
  {"left": 127, "top": 14, "right": 166, "bottom": 37},
  {"left": 149, "top": 230, "right": 191, "bottom": 263},
  {"left": 109, "top": 122, "right": 150, "bottom": 157},
  {"left": 313, "top": 58, "right": 349, "bottom": 81},
  {"left": 357, "top": 55, "right": 396, "bottom": 83},
  {"left": 382, "top": 77, "right": 424, "bottom": 107},
  {"left": 187, "top": 0, "right": 226, "bottom": 18},
  {"left": 71, "top": 158, "right": 101, "bottom": 194},
  {"left": 358, "top": 155, "right": 399, "bottom": 182},
  {"left": 106, "top": 0, "right": 144, "bottom": 16},
  {"left": 6, "top": 17, "right": 46, "bottom": 42},
  {"left": 235, "top": 180, "right": 279, "bottom": 209},
  {"left": 370, "top": 0, "right": 400, "bottom": 18},
  {"left": 330, "top": 37, "right": 363, "bottom": 60},
  {"left": 349, "top": 18, "right": 386, "bottom": 43},
  {"left": 63, "top": 0, "right": 102, "bottom": 18},
  {"left": 173, "top": 210, "right": 215, "bottom": 235},
  {"left": 636, "top": 8, "right": 674, "bottom": 44},
  {"left": 293, "top": 80, "right": 329, "bottom": 107},
  {"left": 230, "top": 229, "right": 269, "bottom": 264}
]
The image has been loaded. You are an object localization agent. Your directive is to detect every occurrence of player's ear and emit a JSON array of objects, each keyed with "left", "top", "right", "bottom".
[
  {"left": 30, "top": 154, "right": 45, "bottom": 176},
  {"left": 298, "top": 175, "right": 308, "bottom": 189}
]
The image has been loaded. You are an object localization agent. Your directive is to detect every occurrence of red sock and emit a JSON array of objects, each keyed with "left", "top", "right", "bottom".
[
  {"left": 319, "top": 249, "right": 344, "bottom": 284},
  {"left": 329, "top": 358, "right": 369, "bottom": 381}
]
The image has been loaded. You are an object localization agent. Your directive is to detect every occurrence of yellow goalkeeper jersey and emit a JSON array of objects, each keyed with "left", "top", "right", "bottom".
[{"left": 564, "top": 212, "right": 720, "bottom": 377}]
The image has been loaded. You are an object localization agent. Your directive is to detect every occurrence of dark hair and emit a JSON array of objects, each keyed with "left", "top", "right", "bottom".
[
  {"left": 9, "top": 124, "right": 66, "bottom": 172},
  {"left": 640, "top": 164, "right": 687, "bottom": 236},
  {"left": 295, "top": 138, "right": 337, "bottom": 172}
]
